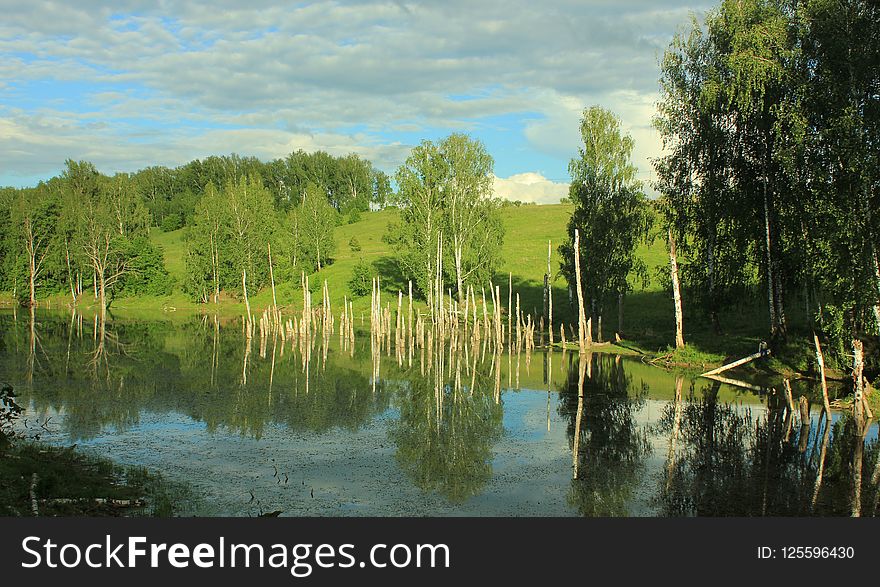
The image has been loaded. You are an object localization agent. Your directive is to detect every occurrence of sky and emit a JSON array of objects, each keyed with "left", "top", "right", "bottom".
[{"left": 0, "top": 0, "right": 714, "bottom": 203}]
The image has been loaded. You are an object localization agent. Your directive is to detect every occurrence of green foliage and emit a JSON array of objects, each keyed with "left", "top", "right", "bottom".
[
  {"left": 119, "top": 237, "right": 174, "bottom": 296},
  {"left": 372, "top": 169, "right": 393, "bottom": 208},
  {"left": 348, "top": 236, "right": 361, "bottom": 252},
  {"left": 560, "top": 106, "right": 652, "bottom": 326},
  {"left": 160, "top": 213, "right": 182, "bottom": 232},
  {"left": 387, "top": 133, "right": 504, "bottom": 300},
  {"left": 295, "top": 183, "right": 338, "bottom": 272},
  {"left": 654, "top": 0, "right": 880, "bottom": 358},
  {"left": 348, "top": 258, "right": 373, "bottom": 297}
]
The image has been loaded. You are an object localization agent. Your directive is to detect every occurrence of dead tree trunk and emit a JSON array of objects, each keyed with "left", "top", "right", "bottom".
[
  {"left": 813, "top": 334, "right": 832, "bottom": 421},
  {"left": 668, "top": 228, "right": 684, "bottom": 349},
  {"left": 574, "top": 229, "right": 587, "bottom": 355},
  {"left": 852, "top": 339, "right": 865, "bottom": 423},
  {"left": 547, "top": 240, "right": 554, "bottom": 346},
  {"left": 242, "top": 268, "right": 252, "bottom": 331}
]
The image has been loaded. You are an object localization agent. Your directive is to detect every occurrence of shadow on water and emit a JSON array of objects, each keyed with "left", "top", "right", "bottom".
[{"left": 2, "top": 309, "right": 878, "bottom": 516}]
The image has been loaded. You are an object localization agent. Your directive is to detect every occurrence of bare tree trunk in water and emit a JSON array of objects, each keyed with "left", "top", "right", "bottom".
[
  {"left": 852, "top": 419, "right": 869, "bottom": 518},
  {"left": 813, "top": 334, "right": 832, "bottom": 420},
  {"left": 668, "top": 228, "right": 684, "bottom": 349},
  {"left": 547, "top": 240, "right": 553, "bottom": 346},
  {"left": 811, "top": 418, "right": 830, "bottom": 511},
  {"left": 572, "top": 355, "right": 587, "bottom": 480},
  {"left": 573, "top": 230, "right": 587, "bottom": 354},
  {"left": 666, "top": 376, "right": 684, "bottom": 490},
  {"left": 242, "top": 268, "right": 252, "bottom": 334}
]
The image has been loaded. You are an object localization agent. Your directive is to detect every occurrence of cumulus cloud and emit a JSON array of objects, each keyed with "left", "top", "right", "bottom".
[
  {"left": 0, "top": 0, "right": 715, "bottom": 185},
  {"left": 493, "top": 172, "right": 569, "bottom": 205}
]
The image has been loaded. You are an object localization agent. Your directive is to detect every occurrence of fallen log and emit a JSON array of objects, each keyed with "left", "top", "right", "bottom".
[
  {"left": 41, "top": 497, "right": 146, "bottom": 507},
  {"left": 700, "top": 344, "right": 771, "bottom": 378}
]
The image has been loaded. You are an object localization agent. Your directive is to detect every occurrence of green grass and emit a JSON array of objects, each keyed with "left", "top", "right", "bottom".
[{"left": 149, "top": 226, "right": 188, "bottom": 286}]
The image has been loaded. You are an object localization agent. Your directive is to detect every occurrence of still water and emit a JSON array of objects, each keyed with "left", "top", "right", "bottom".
[{"left": 3, "top": 311, "right": 878, "bottom": 516}]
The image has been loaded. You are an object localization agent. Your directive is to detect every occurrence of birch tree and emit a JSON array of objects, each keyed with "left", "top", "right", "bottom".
[
  {"left": 11, "top": 185, "right": 58, "bottom": 307},
  {"left": 560, "top": 106, "right": 651, "bottom": 342},
  {"left": 186, "top": 182, "right": 227, "bottom": 303},
  {"left": 296, "top": 182, "right": 337, "bottom": 272},
  {"left": 440, "top": 133, "right": 500, "bottom": 301},
  {"left": 387, "top": 134, "right": 503, "bottom": 304},
  {"left": 225, "top": 175, "right": 279, "bottom": 308}
]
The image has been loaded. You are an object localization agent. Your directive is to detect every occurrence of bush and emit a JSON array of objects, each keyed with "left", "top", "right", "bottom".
[
  {"left": 348, "top": 259, "right": 373, "bottom": 297},
  {"left": 160, "top": 213, "right": 182, "bottom": 232},
  {"left": 347, "top": 209, "right": 362, "bottom": 224},
  {"left": 119, "top": 237, "right": 175, "bottom": 296},
  {"left": 349, "top": 236, "right": 362, "bottom": 252}
]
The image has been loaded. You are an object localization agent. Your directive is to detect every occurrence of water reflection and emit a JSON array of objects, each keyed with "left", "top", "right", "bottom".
[
  {"left": 560, "top": 353, "right": 650, "bottom": 516},
  {"left": 390, "top": 349, "right": 503, "bottom": 503},
  {"left": 654, "top": 381, "right": 880, "bottom": 517},
  {"left": 2, "top": 310, "right": 878, "bottom": 516}
]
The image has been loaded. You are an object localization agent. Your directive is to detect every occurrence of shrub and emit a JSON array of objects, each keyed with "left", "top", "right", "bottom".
[
  {"left": 160, "top": 213, "right": 182, "bottom": 232},
  {"left": 348, "top": 259, "right": 372, "bottom": 297},
  {"left": 349, "top": 236, "right": 362, "bottom": 252}
]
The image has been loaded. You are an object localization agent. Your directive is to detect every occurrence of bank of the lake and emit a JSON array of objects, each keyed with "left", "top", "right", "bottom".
[{"left": 0, "top": 440, "right": 188, "bottom": 517}]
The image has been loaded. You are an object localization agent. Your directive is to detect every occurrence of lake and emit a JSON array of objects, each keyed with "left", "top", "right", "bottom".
[{"left": 2, "top": 310, "right": 878, "bottom": 516}]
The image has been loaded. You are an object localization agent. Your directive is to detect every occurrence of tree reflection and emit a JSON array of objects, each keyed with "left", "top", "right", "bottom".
[
  {"left": 0, "top": 313, "right": 391, "bottom": 441},
  {"left": 559, "top": 353, "right": 650, "bottom": 516},
  {"left": 655, "top": 383, "right": 880, "bottom": 516},
  {"left": 390, "top": 347, "right": 503, "bottom": 504}
]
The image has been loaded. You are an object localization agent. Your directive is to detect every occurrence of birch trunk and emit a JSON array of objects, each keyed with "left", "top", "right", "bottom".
[
  {"left": 763, "top": 177, "right": 777, "bottom": 338},
  {"left": 669, "top": 228, "right": 684, "bottom": 349},
  {"left": 268, "top": 242, "right": 277, "bottom": 310},
  {"left": 242, "top": 268, "right": 252, "bottom": 329},
  {"left": 852, "top": 339, "right": 864, "bottom": 424},
  {"left": 813, "top": 334, "right": 832, "bottom": 421},
  {"left": 574, "top": 229, "right": 587, "bottom": 355}
]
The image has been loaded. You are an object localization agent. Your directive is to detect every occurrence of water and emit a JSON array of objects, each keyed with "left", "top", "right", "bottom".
[{"left": 2, "top": 310, "right": 878, "bottom": 516}]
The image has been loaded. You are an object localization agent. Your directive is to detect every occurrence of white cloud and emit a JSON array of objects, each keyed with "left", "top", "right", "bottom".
[
  {"left": 0, "top": 1, "right": 715, "bottom": 184},
  {"left": 525, "top": 89, "right": 664, "bottom": 193},
  {"left": 493, "top": 172, "right": 569, "bottom": 205}
]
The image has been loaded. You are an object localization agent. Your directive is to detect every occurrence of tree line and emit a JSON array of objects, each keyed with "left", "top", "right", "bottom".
[
  {"left": 0, "top": 151, "right": 392, "bottom": 311},
  {"left": 559, "top": 0, "right": 879, "bottom": 367}
]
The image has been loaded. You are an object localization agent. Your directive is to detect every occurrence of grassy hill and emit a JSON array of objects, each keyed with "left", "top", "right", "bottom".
[
  {"left": 6, "top": 203, "right": 790, "bottom": 368},
  {"left": 138, "top": 203, "right": 671, "bottom": 335}
]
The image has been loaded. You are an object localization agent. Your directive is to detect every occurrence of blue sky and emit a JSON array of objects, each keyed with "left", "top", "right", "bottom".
[{"left": 0, "top": 0, "right": 713, "bottom": 202}]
